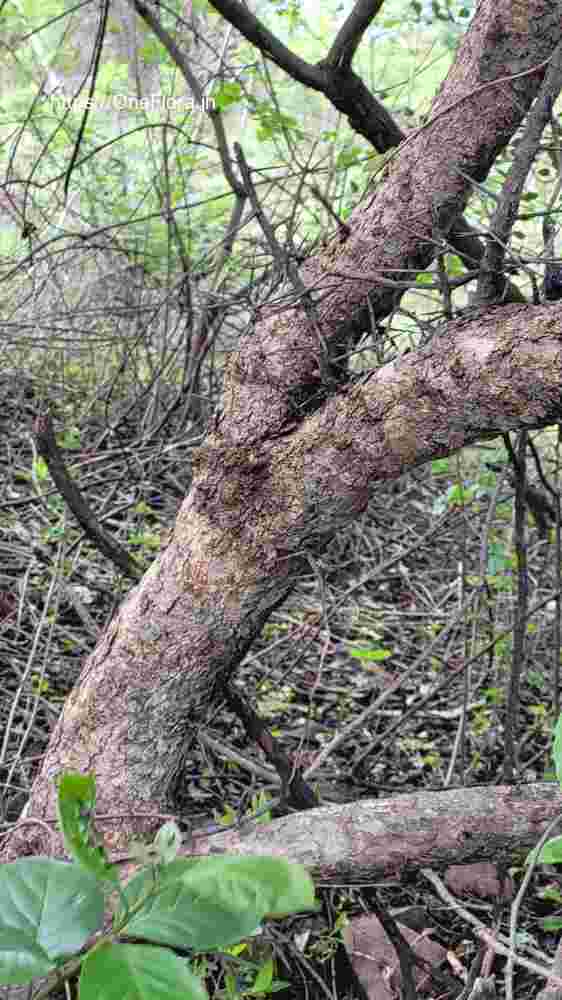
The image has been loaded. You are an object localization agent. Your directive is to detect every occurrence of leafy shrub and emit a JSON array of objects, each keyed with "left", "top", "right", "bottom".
[{"left": 0, "top": 773, "right": 317, "bottom": 998}]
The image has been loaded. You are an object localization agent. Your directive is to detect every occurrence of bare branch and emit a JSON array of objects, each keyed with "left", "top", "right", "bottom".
[{"left": 33, "top": 413, "right": 142, "bottom": 581}]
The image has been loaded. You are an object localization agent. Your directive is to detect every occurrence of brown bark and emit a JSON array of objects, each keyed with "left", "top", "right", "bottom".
[
  {"left": 187, "top": 781, "right": 562, "bottom": 885},
  {"left": 3, "top": 0, "right": 561, "bottom": 859},
  {"left": 7, "top": 300, "right": 562, "bottom": 861}
]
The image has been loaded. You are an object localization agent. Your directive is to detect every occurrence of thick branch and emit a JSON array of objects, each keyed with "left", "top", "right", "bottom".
[
  {"left": 7, "top": 303, "right": 562, "bottom": 860},
  {"left": 223, "top": 0, "right": 559, "bottom": 444},
  {"left": 189, "top": 782, "right": 562, "bottom": 885}
]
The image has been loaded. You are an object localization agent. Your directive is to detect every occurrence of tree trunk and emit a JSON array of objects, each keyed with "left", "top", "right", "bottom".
[{"left": 3, "top": 0, "right": 561, "bottom": 860}]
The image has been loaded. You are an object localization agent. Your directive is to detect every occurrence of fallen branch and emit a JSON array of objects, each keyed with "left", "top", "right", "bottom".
[{"left": 188, "top": 782, "right": 562, "bottom": 886}]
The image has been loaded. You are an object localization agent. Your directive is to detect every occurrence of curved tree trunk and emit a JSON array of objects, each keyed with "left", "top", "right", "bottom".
[{"left": 4, "top": 0, "right": 562, "bottom": 859}]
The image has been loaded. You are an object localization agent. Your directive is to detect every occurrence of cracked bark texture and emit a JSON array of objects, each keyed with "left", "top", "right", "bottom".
[{"left": 4, "top": 0, "right": 562, "bottom": 860}]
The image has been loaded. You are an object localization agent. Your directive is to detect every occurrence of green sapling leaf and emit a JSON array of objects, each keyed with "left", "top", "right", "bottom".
[
  {"left": 80, "top": 941, "right": 208, "bottom": 1000},
  {"left": 119, "top": 856, "right": 318, "bottom": 953},
  {"left": 57, "top": 772, "right": 118, "bottom": 883},
  {"left": 0, "top": 858, "right": 104, "bottom": 984}
]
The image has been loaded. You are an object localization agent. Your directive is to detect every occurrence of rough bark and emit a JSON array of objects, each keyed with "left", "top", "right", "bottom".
[
  {"left": 7, "top": 301, "right": 562, "bottom": 861},
  {"left": 4, "top": 0, "right": 562, "bottom": 859},
  {"left": 188, "top": 781, "right": 562, "bottom": 884}
]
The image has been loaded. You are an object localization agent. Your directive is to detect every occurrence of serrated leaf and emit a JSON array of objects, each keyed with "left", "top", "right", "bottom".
[{"left": 0, "top": 858, "right": 104, "bottom": 984}]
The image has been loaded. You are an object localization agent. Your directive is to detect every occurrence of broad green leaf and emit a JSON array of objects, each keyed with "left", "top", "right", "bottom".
[
  {"left": 80, "top": 942, "right": 207, "bottom": 1000},
  {"left": 57, "top": 773, "right": 118, "bottom": 883},
  {"left": 119, "top": 857, "right": 317, "bottom": 952},
  {"left": 0, "top": 858, "right": 104, "bottom": 984}
]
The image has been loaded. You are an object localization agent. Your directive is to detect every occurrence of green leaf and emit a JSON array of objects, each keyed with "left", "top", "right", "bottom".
[
  {"left": 32, "top": 456, "right": 49, "bottom": 481},
  {"left": 213, "top": 82, "right": 242, "bottom": 111},
  {"left": 57, "top": 773, "right": 118, "bottom": 883},
  {"left": 252, "top": 105, "right": 303, "bottom": 143},
  {"left": 446, "top": 254, "right": 464, "bottom": 275},
  {"left": 431, "top": 458, "right": 450, "bottom": 474},
  {"left": 335, "top": 146, "right": 363, "bottom": 169},
  {"left": 0, "top": 858, "right": 104, "bottom": 984},
  {"left": 553, "top": 713, "right": 562, "bottom": 788},
  {"left": 95, "top": 62, "right": 129, "bottom": 93},
  {"left": 57, "top": 426, "right": 81, "bottom": 450},
  {"left": 250, "top": 956, "right": 274, "bottom": 994},
  {"left": 349, "top": 647, "right": 392, "bottom": 662},
  {"left": 80, "top": 942, "right": 208, "bottom": 1000},
  {"left": 542, "top": 917, "right": 562, "bottom": 931},
  {"left": 119, "top": 857, "right": 317, "bottom": 952},
  {"left": 138, "top": 38, "right": 165, "bottom": 64},
  {"left": 540, "top": 886, "right": 562, "bottom": 903},
  {"left": 446, "top": 482, "right": 476, "bottom": 506},
  {"left": 153, "top": 821, "right": 182, "bottom": 865},
  {"left": 528, "top": 835, "right": 562, "bottom": 865}
]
